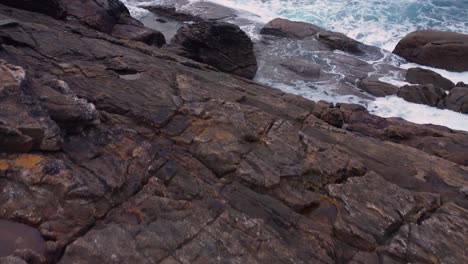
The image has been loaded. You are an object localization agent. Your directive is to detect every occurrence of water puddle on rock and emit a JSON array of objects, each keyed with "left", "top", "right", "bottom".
[
  {"left": 0, "top": 219, "right": 46, "bottom": 257},
  {"left": 119, "top": 72, "right": 141, "bottom": 81},
  {"left": 304, "top": 199, "right": 338, "bottom": 225}
]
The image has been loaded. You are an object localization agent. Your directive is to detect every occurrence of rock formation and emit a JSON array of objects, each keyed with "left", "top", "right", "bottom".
[
  {"left": 393, "top": 30, "right": 468, "bottom": 72},
  {"left": 0, "top": 1, "right": 467, "bottom": 264}
]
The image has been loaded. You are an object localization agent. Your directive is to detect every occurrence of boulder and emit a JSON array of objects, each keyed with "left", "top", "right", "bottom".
[
  {"left": 358, "top": 78, "right": 399, "bottom": 97},
  {"left": 170, "top": 21, "right": 257, "bottom": 79},
  {"left": 318, "top": 30, "right": 362, "bottom": 54},
  {"left": 405, "top": 67, "right": 454, "bottom": 90},
  {"left": 397, "top": 84, "right": 445, "bottom": 106},
  {"left": 438, "top": 85, "right": 468, "bottom": 113},
  {"left": 260, "top": 18, "right": 321, "bottom": 39},
  {"left": 280, "top": 60, "right": 321, "bottom": 80},
  {"left": 111, "top": 16, "right": 166, "bottom": 47},
  {"left": 394, "top": 30, "right": 468, "bottom": 72}
]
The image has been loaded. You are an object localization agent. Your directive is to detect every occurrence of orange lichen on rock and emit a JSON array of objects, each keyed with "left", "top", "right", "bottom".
[{"left": 13, "top": 154, "right": 43, "bottom": 170}]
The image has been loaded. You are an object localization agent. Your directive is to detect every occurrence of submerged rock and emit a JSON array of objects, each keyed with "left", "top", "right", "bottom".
[
  {"left": 169, "top": 21, "right": 258, "bottom": 79},
  {"left": 358, "top": 77, "right": 399, "bottom": 97},
  {"left": 394, "top": 30, "right": 468, "bottom": 72},
  {"left": 260, "top": 18, "right": 321, "bottom": 39}
]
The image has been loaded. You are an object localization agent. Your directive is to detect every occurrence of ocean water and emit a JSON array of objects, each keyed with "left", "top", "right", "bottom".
[{"left": 122, "top": 0, "right": 468, "bottom": 131}]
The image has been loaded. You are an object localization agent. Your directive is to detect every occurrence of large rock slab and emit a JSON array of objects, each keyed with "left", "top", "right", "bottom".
[
  {"left": 169, "top": 21, "right": 257, "bottom": 79},
  {"left": 394, "top": 30, "right": 468, "bottom": 72}
]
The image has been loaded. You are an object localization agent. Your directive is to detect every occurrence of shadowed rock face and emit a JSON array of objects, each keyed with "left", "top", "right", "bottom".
[
  {"left": 169, "top": 21, "right": 258, "bottom": 79},
  {"left": 0, "top": 0, "right": 166, "bottom": 47},
  {"left": 394, "top": 30, "right": 468, "bottom": 72},
  {"left": 0, "top": 3, "right": 468, "bottom": 264}
]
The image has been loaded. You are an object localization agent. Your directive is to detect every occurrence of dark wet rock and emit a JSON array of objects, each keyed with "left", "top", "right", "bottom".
[
  {"left": 280, "top": 60, "right": 321, "bottom": 80},
  {"left": 111, "top": 16, "right": 166, "bottom": 47},
  {"left": 1, "top": 0, "right": 165, "bottom": 46},
  {"left": 318, "top": 30, "right": 363, "bottom": 54},
  {"left": 0, "top": 220, "right": 46, "bottom": 263},
  {"left": 405, "top": 67, "right": 454, "bottom": 90},
  {"left": 398, "top": 84, "right": 445, "bottom": 106},
  {"left": 438, "top": 86, "right": 468, "bottom": 113},
  {"left": 62, "top": 0, "right": 130, "bottom": 33},
  {"left": 0, "top": 0, "right": 66, "bottom": 19},
  {"left": 260, "top": 18, "right": 321, "bottom": 39},
  {"left": 260, "top": 18, "right": 362, "bottom": 54},
  {"left": 170, "top": 21, "right": 257, "bottom": 79},
  {"left": 0, "top": 3, "right": 467, "bottom": 264},
  {"left": 394, "top": 30, "right": 468, "bottom": 72},
  {"left": 358, "top": 77, "right": 399, "bottom": 97},
  {"left": 144, "top": 1, "right": 239, "bottom": 22}
]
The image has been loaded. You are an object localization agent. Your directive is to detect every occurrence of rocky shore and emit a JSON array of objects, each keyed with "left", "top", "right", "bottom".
[{"left": 0, "top": 1, "right": 467, "bottom": 264}]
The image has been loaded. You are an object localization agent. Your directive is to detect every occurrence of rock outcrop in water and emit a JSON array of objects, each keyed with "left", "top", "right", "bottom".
[
  {"left": 393, "top": 30, "right": 468, "bottom": 72},
  {"left": 0, "top": 1, "right": 468, "bottom": 264}
]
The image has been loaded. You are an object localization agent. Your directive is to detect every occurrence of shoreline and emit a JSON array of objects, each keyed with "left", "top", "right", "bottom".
[{"left": 127, "top": 0, "right": 468, "bottom": 131}]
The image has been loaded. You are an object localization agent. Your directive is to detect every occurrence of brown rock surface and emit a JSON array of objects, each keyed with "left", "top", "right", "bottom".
[
  {"left": 397, "top": 84, "right": 445, "bottom": 106},
  {"left": 405, "top": 67, "right": 454, "bottom": 90},
  {"left": 0, "top": 3, "right": 467, "bottom": 264},
  {"left": 393, "top": 30, "right": 468, "bottom": 72},
  {"left": 358, "top": 77, "right": 399, "bottom": 97}
]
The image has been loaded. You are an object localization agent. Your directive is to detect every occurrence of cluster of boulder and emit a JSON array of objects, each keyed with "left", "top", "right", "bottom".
[
  {"left": 359, "top": 67, "right": 468, "bottom": 112},
  {"left": 0, "top": 1, "right": 467, "bottom": 264}
]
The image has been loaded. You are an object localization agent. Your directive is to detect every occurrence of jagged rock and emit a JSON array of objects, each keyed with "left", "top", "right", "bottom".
[
  {"left": 394, "top": 30, "right": 468, "bottom": 72},
  {"left": 280, "top": 60, "right": 321, "bottom": 80},
  {"left": 358, "top": 77, "right": 399, "bottom": 97},
  {"left": 438, "top": 85, "right": 468, "bottom": 113},
  {"left": 170, "top": 21, "right": 257, "bottom": 79},
  {"left": 328, "top": 172, "right": 440, "bottom": 251},
  {"left": 260, "top": 18, "right": 321, "bottom": 39},
  {"left": 0, "top": 60, "right": 62, "bottom": 152},
  {"left": 31, "top": 78, "right": 100, "bottom": 128},
  {"left": 405, "top": 67, "right": 454, "bottom": 90},
  {"left": 385, "top": 203, "right": 468, "bottom": 264},
  {"left": 397, "top": 84, "right": 445, "bottom": 106}
]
